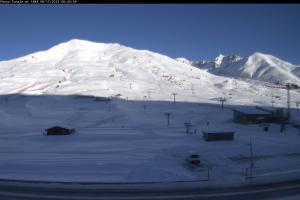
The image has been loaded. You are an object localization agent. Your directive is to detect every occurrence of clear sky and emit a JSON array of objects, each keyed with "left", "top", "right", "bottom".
[{"left": 1, "top": 4, "right": 300, "bottom": 64}]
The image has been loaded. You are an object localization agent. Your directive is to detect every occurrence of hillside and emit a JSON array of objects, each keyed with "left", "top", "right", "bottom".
[
  {"left": 0, "top": 39, "right": 217, "bottom": 100},
  {"left": 0, "top": 39, "right": 285, "bottom": 107}
]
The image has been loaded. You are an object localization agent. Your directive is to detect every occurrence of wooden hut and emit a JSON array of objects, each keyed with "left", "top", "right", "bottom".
[
  {"left": 203, "top": 131, "right": 235, "bottom": 141},
  {"left": 44, "top": 126, "right": 75, "bottom": 136}
]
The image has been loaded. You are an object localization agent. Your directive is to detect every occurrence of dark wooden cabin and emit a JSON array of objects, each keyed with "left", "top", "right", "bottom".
[
  {"left": 203, "top": 131, "right": 235, "bottom": 141},
  {"left": 44, "top": 126, "right": 75, "bottom": 136}
]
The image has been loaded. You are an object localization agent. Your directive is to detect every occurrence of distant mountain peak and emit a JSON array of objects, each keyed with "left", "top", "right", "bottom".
[
  {"left": 215, "top": 54, "right": 225, "bottom": 67},
  {"left": 248, "top": 52, "right": 295, "bottom": 68},
  {"left": 214, "top": 54, "right": 242, "bottom": 68},
  {"left": 182, "top": 52, "right": 300, "bottom": 85}
]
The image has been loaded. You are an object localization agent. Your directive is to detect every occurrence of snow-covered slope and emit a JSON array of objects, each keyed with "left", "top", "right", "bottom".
[
  {"left": 0, "top": 39, "right": 223, "bottom": 102},
  {"left": 292, "top": 66, "right": 300, "bottom": 79},
  {"left": 175, "top": 57, "right": 191, "bottom": 65},
  {"left": 182, "top": 53, "right": 300, "bottom": 85},
  {"left": 1, "top": 39, "right": 298, "bottom": 107}
]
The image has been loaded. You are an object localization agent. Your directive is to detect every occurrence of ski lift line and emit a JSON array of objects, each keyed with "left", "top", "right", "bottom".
[{"left": 263, "top": 83, "right": 300, "bottom": 121}]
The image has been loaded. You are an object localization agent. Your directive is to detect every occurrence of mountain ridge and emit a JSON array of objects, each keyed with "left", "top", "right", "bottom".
[
  {"left": 0, "top": 39, "right": 298, "bottom": 108},
  {"left": 177, "top": 52, "right": 300, "bottom": 85}
]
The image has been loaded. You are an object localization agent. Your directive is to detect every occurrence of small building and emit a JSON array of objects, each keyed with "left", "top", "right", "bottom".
[
  {"left": 232, "top": 107, "right": 287, "bottom": 124},
  {"left": 44, "top": 126, "right": 75, "bottom": 136},
  {"left": 203, "top": 131, "right": 234, "bottom": 141},
  {"left": 95, "top": 96, "right": 111, "bottom": 102}
]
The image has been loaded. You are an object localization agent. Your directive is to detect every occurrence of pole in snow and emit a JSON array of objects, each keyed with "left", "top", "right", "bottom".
[
  {"left": 184, "top": 121, "right": 192, "bottom": 135},
  {"left": 172, "top": 93, "right": 177, "bottom": 103},
  {"left": 165, "top": 112, "right": 171, "bottom": 126},
  {"left": 219, "top": 97, "right": 226, "bottom": 110},
  {"left": 247, "top": 137, "right": 254, "bottom": 178}
]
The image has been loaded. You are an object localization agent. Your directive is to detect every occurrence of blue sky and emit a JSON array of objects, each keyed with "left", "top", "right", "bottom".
[{"left": 1, "top": 4, "right": 300, "bottom": 64}]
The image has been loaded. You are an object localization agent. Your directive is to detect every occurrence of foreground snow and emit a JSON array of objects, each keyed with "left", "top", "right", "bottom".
[{"left": 0, "top": 95, "right": 299, "bottom": 187}]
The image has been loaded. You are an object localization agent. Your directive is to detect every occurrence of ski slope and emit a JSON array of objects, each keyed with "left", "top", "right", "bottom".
[
  {"left": 0, "top": 39, "right": 299, "bottom": 186},
  {"left": 0, "top": 39, "right": 297, "bottom": 108},
  {"left": 0, "top": 95, "right": 299, "bottom": 186}
]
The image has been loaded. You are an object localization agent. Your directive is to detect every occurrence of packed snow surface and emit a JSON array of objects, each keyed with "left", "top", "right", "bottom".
[
  {"left": 0, "top": 95, "right": 299, "bottom": 186},
  {"left": 0, "top": 39, "right": 299, "bottom": 186}
]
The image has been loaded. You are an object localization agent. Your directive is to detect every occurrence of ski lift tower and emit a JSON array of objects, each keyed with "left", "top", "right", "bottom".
[
  {"left": 172, "top": 93, "right": 177, "bottom": 103},
  {"left": 219, "top": 97, "right": 227, "bottom": 110},
  {"left": 266, "top": 82, "right": 300, "bottom": 123},
  {"left": 285, "top": 83, "right": 300, "bottom": 122}
]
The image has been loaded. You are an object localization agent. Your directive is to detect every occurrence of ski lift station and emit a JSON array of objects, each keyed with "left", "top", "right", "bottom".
[{"left": 232, "top": 107, "right": 286, "bottom": 124}]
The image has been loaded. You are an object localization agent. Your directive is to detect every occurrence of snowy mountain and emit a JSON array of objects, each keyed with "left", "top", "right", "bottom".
[
  {"left": 176, "top": 57, "right": 215, "bottom": 70},
  {"left": 179, "top": 53, "right": 300, "bottom": 85},
  {"left": 0, "top": 39, "right": 224, "bottom": 102},
  {"left": 214, "top": 54, "right": 243, "bottom": 68},
  {"left": 213, "top": 53, "right": 300, "bottom": 84},
  {"left": 1, "top": 39, "right": 298, "bottom": 107}
]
